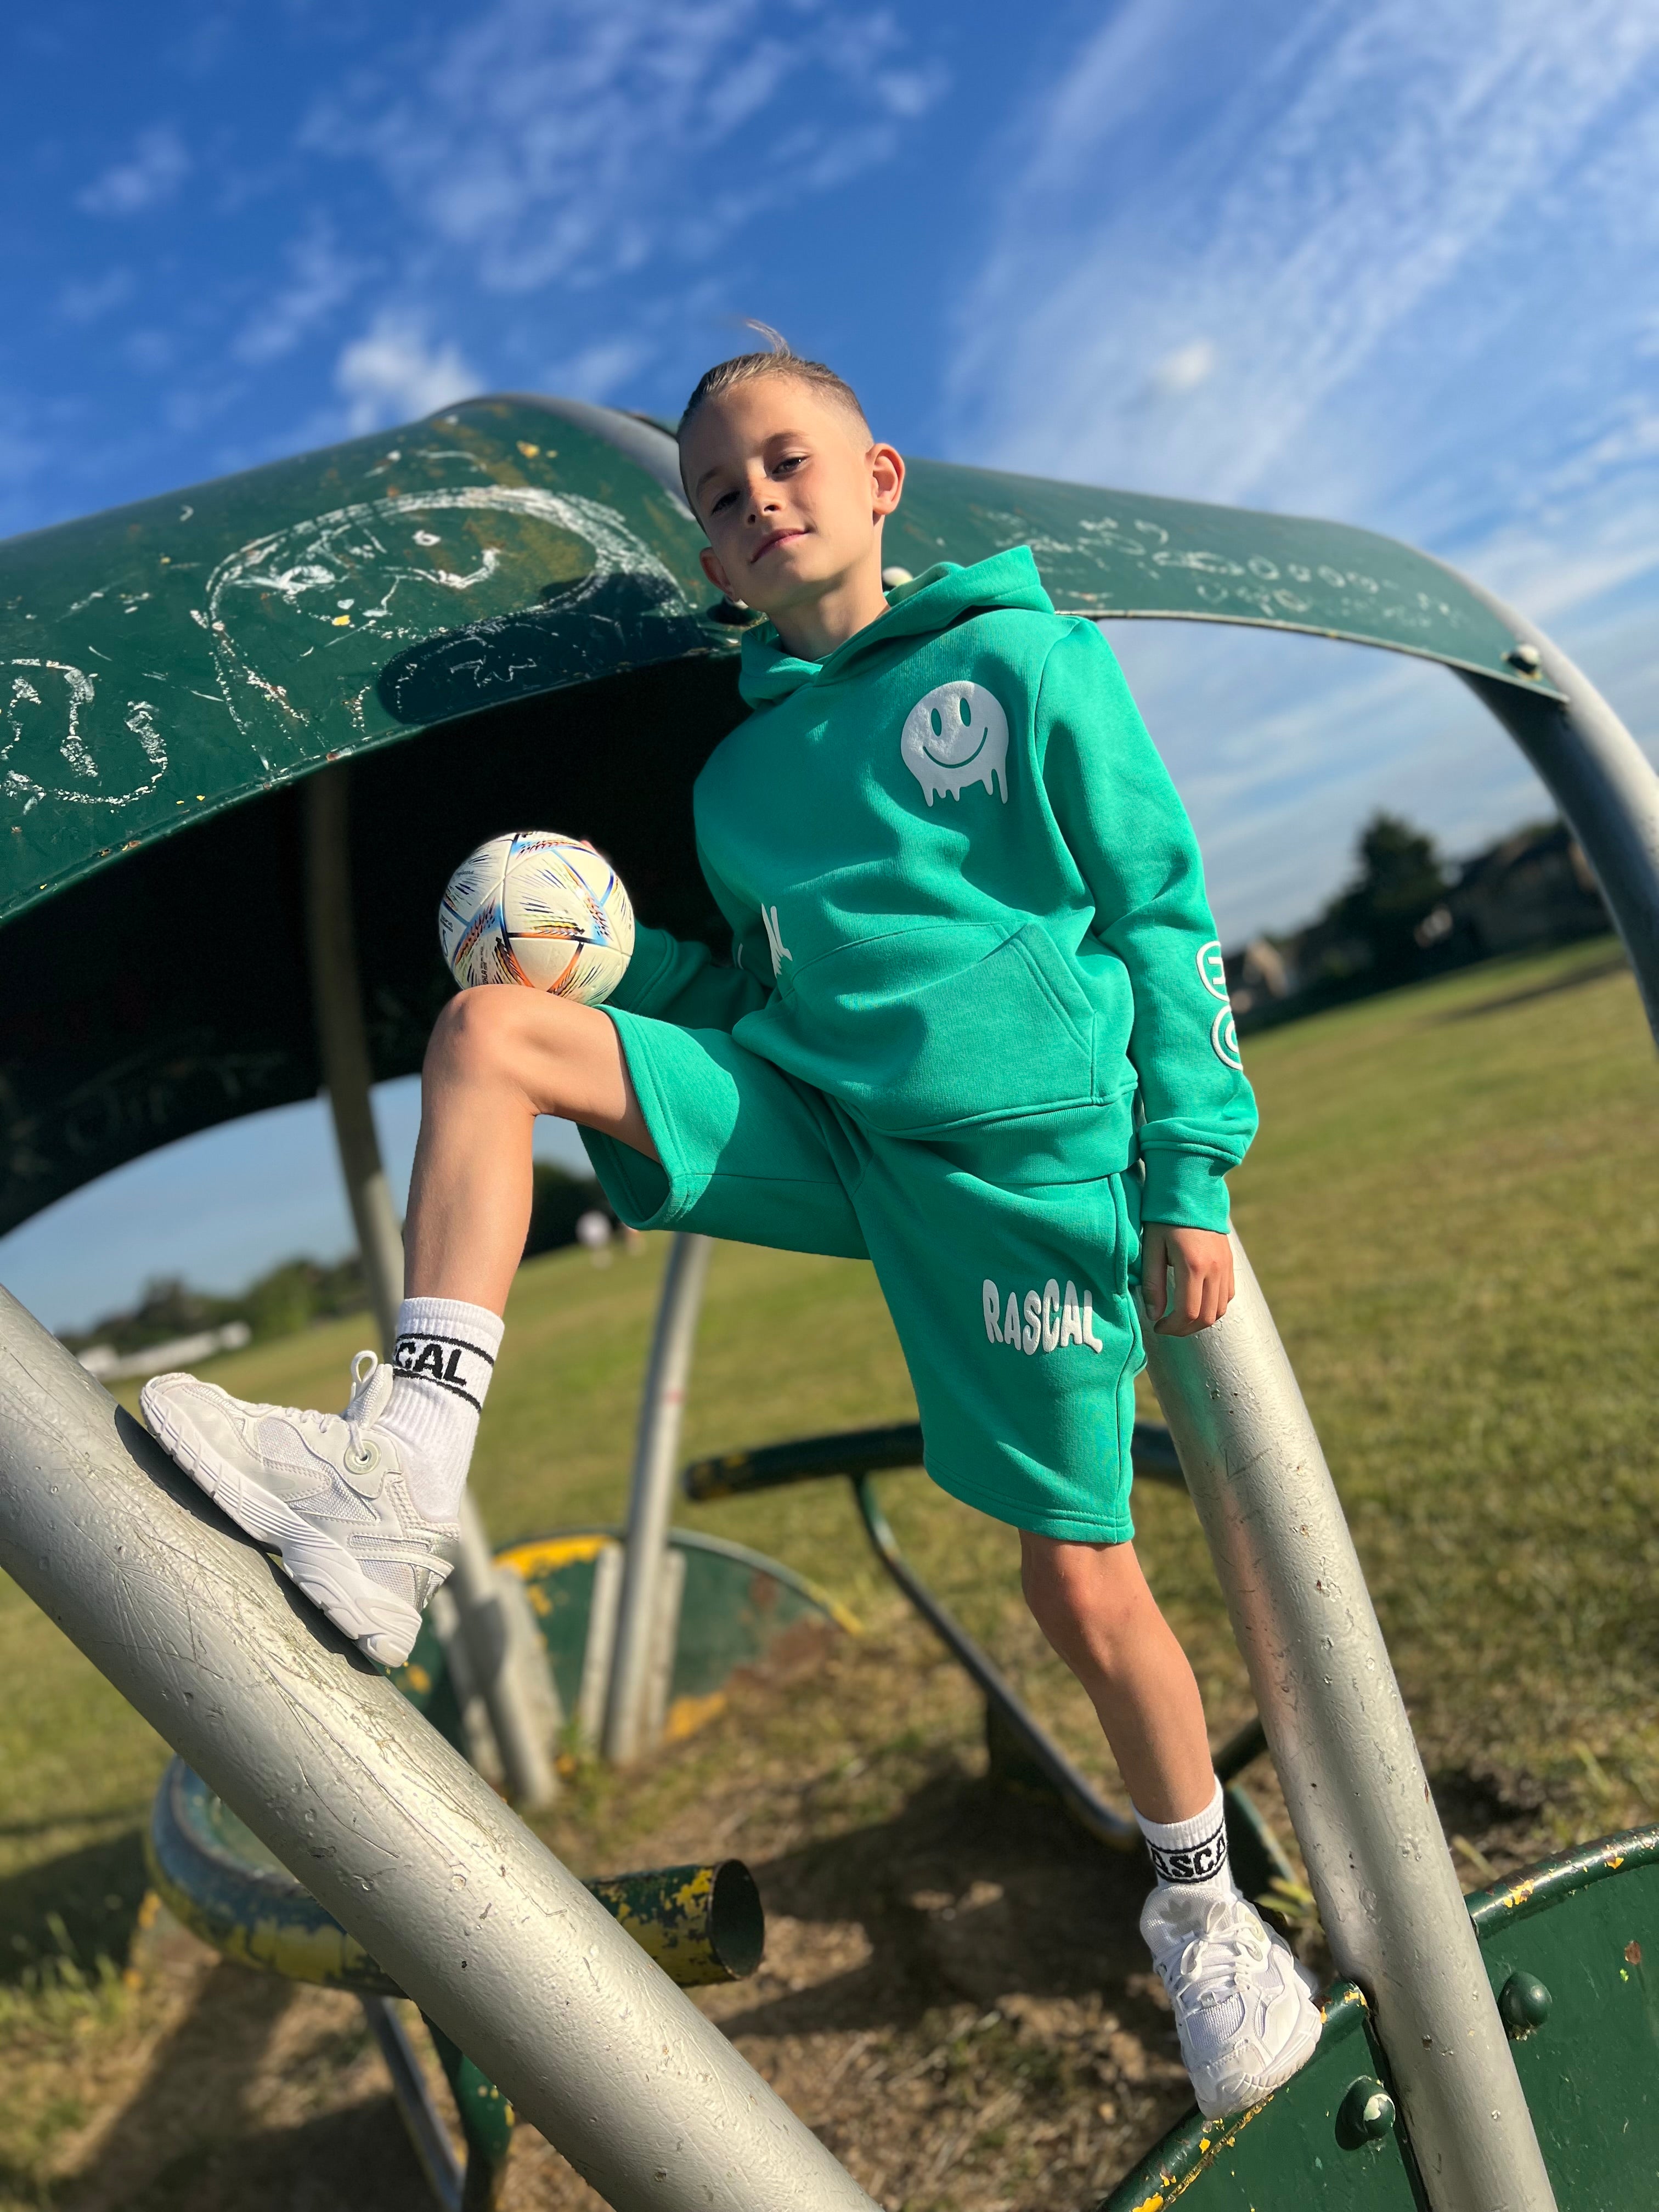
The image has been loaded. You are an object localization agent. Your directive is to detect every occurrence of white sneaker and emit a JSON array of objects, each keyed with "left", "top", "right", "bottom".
[
  {"left": 141, "top": 1351, "right": 455, "bottom": 1669},
  {"left": 1141, "top": 1890, "right": 1323, "bottom": 2119}
]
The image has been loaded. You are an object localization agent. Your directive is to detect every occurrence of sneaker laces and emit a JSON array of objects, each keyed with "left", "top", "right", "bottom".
[
  {"left": 1167, "top": 1903, "right": 1271, "bottom": 1999},
  {"left": 244, "top": 1351, "right": 391, "bottom": 1463}
]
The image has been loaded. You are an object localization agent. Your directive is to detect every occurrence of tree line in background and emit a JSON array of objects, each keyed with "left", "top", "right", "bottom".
[
  {"left": 61, "top": 1163, "right": 613, "bottom": 1357},
  {"left": 1227, "top": 811, "right": 1611, "bottom": 1028}
]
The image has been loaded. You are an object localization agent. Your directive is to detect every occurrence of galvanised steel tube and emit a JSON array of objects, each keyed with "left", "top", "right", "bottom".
[
  {"left": 0, "top": 1288, "right": 876, "bottom": 2212},
  {"left": 1143, "top": 1239, "right": 1557, "bottom": 2212},
  {"left": 1447, "top": 586, "right": 1659, "bottom": 1043},
  {"left": 605, "top": 1231, "right": 713, "bottom": 1764}
]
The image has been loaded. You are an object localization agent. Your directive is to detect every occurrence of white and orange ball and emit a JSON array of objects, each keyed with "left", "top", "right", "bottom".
[{"left": 438, "top": 831, "right": 634, "bottom": 1004}]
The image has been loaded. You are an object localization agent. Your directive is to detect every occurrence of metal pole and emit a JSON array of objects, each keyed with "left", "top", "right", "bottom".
[
  {"left": 1143, "top": 1239, "right": 1556, "bottom": 2212},
  {"left": 1446, "top": 588, "right": 1659, "bottom": 1043},
  {"left": 604, "top": 1232, "right": 713, "bottom": 1764},
  {"left": 0, "top": 1290, "right": 877, "bottom": 2212},
  {"left": 301, "top": 767, "right": 557, "bottom": 1811}
]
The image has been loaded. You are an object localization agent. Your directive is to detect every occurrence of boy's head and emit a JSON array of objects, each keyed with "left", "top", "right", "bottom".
[{"left": 678, "top": 332, "right": 902, "bottom": 646}]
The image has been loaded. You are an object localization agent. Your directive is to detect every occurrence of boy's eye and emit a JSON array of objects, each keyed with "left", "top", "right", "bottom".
[
  {"left": 708, "top": 488, "right": 736, "bottom": 514},
  {"left": 772, "top": 453, "right": 805, "bottom": 476}
]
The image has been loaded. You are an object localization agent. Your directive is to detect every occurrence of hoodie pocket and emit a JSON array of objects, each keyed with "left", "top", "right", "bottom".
[{"left": 833, "top": 920, "right": 1098, "bottom": 1135}]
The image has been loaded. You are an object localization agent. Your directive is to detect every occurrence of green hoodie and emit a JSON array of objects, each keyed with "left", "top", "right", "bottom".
[{"left": 605, "top": 546, "right": 1255, "bottom": 1230}]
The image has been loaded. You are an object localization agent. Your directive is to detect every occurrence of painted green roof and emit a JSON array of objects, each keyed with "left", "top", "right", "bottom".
[
  {"left": 0, "top": 394, "right": 1556, "bottom": 1238},
  {"left": 1, "top": 394, "right": 1554, "bottom": 934}
]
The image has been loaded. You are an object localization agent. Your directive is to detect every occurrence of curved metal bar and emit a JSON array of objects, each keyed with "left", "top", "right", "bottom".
[
  {"left": 1444, "top": 577, "right": 1659, "bottom": 1042},
  {"left": 1144, "top": 1237, "right": 1556, "bottom": 2210},
  {"left": 0, "top": 1289, "right": 877, "bottom": 2212}
]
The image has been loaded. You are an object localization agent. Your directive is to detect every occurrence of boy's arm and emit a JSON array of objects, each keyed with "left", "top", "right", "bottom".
[
  {"left": 602, "top": 840, "right": 771, "bottom": 1035},
  {"left": 1036, "top": 620, "right": 1258, "bottom": 1235}
]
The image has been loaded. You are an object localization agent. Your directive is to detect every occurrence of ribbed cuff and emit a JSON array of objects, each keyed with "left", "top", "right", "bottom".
[{"left": 1139, "top": 1147, "right": 1233, "bottom": 1234}]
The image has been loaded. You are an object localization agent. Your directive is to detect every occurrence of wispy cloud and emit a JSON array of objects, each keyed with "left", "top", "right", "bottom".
[
  {"left": 335, "top": 313, "right": 479, "bottom": 433},
  {"left": 234, "top": 219, "right": 363, "bottom": 366},
  {"left": 301, "top": 0, "right": 947, "bottom": 297},
  {"left": 77, "top": 123, "right": 190, "bottom": 217},
  {"left": 950, "top": 0, "right": 1659, "bottom": 930}
]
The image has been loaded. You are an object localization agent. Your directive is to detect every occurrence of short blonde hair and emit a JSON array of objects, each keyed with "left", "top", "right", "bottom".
[{"left": 678, "top": 325, "right": 870, "bottom": 462}]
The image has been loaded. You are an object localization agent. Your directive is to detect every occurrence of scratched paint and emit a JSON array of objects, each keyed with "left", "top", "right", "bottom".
[{"left": 202, "top": 483, "right": 689, "bottom": 747}]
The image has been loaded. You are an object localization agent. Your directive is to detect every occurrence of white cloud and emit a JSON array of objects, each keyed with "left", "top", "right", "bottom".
[
  {"left": 949, "top": 0, "right": 1659, "bottom": 936},
  {"left": 234, "top": 219, "right": 363, "bottom": 366},
  {"left": 335, "top": 314, "right": 481, "bottom": 434},
  {"left": 301, "top": 0, "right": 948, "bottom": 297},
  {"left": 56, "top": 268, "right": 136, "bottom": 325},
  {"left": 78, "top": 125, "right": 190, "bottom": 217},
  {"left": 1149, "top": 340, "right": 1218, "bottom": 398},
  {"left": 542, "top": 338, "right": 648, "bottom": 403}
]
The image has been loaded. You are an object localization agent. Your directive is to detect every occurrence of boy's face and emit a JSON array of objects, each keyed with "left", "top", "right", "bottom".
[{"left": 682, "top": 378, "right": 903, "bottom": 625}]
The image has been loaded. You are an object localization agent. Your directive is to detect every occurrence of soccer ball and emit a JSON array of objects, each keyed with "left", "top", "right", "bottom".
[{"left": 438, "top": 831, "right": 634, "bottom": 1004}]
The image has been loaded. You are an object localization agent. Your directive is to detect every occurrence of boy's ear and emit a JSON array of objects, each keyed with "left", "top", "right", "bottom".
[
  {"left": 870, "top": 443, "right": 905, "bottom": 521},
  {"left": 699, "top": 545, "right": 737, "bottom": 599}
]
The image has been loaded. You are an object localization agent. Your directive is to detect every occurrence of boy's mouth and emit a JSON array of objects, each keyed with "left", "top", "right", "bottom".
[{"left": 751, "top": 527, "right": 808, "bottom": 565}]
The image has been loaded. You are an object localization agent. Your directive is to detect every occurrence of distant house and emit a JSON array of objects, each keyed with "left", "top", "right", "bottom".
[
  {"left": 1225, "top": 819, "right": 1610, "bottom": 1025},
  {"left": 1414, "top": 821, "right": 1607, "bottom": 961}
]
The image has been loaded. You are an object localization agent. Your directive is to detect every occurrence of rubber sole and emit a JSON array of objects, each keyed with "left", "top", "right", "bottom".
[
  {"left": 140, "top": 1381, "right": 422, "bottom": 1669},
  {"left": 1192, "top": 1975, "right": 1325, "bottom": 2120}
]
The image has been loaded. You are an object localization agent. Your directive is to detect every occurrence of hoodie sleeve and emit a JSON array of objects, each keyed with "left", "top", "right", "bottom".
[
  {"left": 601, "top": 840, "right": 771, "bottom": 1035},
  {"left": 1036, "top": 620, "right": 1257, "bottom": 1231}
]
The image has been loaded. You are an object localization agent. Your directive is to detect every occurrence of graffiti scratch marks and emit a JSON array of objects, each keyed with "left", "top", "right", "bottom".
[
  {"left": 3, "top": 659, "right": 168, "bottom": 815},
  {"left": 204, "top": 483, "right": 689, "bottom": 738}
]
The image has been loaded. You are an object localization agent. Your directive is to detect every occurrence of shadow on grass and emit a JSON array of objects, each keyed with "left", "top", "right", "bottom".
[
  {"left": 0, "top": 1830, "right": 150, "bottom": 1988},
  {"left": 49, "top": 1957, "right": 428, "bottom": 2212},
  {"left": 1434, "top": 946, "right": 1628, "bottom": 1022}
]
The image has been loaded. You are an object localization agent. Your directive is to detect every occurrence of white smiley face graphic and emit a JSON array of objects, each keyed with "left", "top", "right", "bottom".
[{"left": 900, "top": 680, "right": 1010, "bottom": 806}]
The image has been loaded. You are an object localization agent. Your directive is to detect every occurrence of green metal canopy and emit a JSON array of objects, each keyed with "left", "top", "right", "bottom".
[{"left": 0, "top": 393, "right": 1557, "bottom": 1237}]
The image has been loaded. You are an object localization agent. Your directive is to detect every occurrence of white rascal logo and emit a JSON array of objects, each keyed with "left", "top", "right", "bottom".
[
  {"left": 900, "top": 681, "right": 1010, "bottom": 806},
  {"left": 982, "top": 1278, "right": 1105, "bottom": 1355}
]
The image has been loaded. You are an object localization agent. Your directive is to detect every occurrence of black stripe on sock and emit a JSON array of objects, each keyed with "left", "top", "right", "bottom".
[
  {"left": 1147, "top": 1819, "right": 1229, "bottom": 1886},
  {"left": 402, "top": 1373, "right": 484, "bottom": 1414},
  {"left": 394, "top": 1331, "right": 496, "bottom": 1368}
]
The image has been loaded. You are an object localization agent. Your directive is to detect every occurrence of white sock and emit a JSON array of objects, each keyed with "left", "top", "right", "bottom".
[
  {"left": 1136, "top": 1778, "right": 1240, "bottom": 1917},
  {"left": 379, "top": 1297, "right": 504, "bottom": 1525}
]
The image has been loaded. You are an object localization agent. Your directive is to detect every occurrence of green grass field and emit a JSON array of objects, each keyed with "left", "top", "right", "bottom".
[{"left": 3, "top": 933, "right": 1656, "bottom": 2023}]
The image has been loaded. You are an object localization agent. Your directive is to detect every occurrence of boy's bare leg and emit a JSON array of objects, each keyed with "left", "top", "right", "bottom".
[
  {"left": 139, "top": 987, "right": 660, "bottom": 1671},
  {"left": 405, "top": 988, "right": 658, "bottom": 1314},
  {"left": 1019, "top": 1533, "right": 1213, "bottom": 1822},
  {"left": 1022, "top": 1528, "right": 1322, "bottom": 2114}
]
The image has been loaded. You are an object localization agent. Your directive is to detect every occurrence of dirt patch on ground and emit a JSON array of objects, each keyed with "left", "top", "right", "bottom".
[{"left": 19, "top": 1611, "right": 1552, "bottom": 2212}]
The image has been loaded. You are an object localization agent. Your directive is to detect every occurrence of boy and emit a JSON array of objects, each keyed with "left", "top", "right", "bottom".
[{"left": 142, "top": 343, "right": 1322, "bottom": 2118}]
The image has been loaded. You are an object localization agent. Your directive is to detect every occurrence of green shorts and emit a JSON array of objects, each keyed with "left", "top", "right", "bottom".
[{"left": 582, "top": 1011, "right": 1147, "bottom": 1544}]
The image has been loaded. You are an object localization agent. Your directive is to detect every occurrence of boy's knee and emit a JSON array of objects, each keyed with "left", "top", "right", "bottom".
[
  {"left": 1021, "top": 1537, "right": 1143, "bottom": 1666},
  {"left": 427, "top": 985, "right": 568, "bottom": 1078}
]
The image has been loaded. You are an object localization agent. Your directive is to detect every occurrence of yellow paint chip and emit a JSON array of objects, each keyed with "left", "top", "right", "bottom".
[{"left": 332, "top": 613, "right": 352, "bottom": 626}]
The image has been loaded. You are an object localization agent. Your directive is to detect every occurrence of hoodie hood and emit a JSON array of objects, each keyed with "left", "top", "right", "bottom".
[{"left": 737, "top": 545, "right": 1054, "bottom": 708}]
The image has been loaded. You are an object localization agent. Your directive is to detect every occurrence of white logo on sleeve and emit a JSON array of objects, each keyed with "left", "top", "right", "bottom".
[
  {"left": 1211, "top": 1004, "right": 1243, "bottom": 1070},
  {"left": 901, "top": 681, "right": 1010, "bottom": 806},
  {"left": 761, "top": 902, "right": 792, "bottom": 979},
  {"left": 1196, "top": 940, "right": 1229, "bottom": 999}
]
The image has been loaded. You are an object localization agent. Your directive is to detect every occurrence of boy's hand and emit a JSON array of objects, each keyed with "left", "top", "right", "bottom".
[{"left": 1140, "top": 1223, "right": 1234, "bottom": 1336}]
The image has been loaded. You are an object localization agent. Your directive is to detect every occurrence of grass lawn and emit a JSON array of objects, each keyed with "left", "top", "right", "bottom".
[{"left": 1, "top": 934, "right": 1656, "bottom": 2198}]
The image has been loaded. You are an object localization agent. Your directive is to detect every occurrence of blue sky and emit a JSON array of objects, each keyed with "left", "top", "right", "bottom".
[{"left": 4, "top": 0, "right": 1658, "bottom": 1330}]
